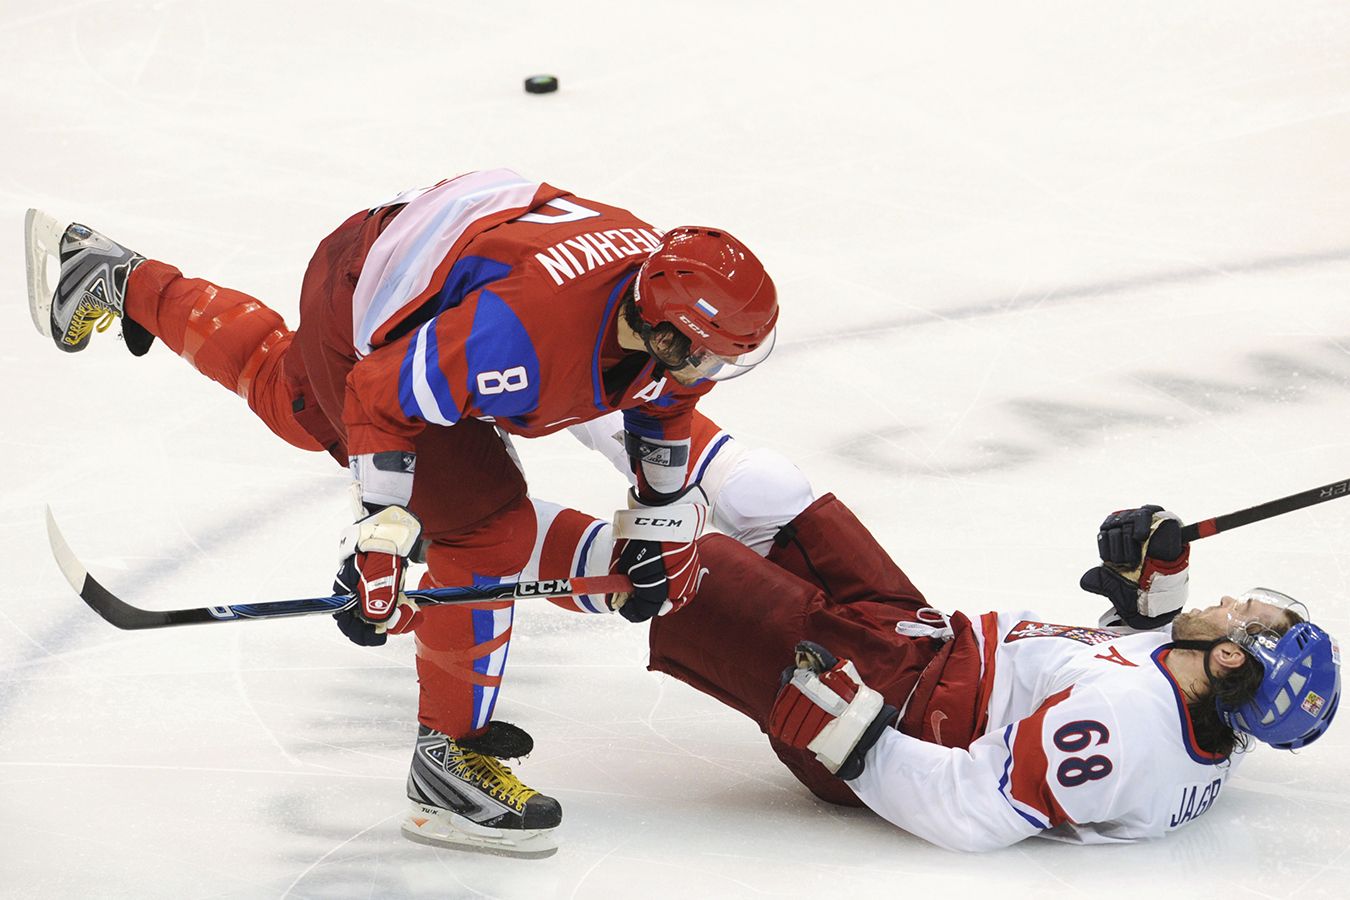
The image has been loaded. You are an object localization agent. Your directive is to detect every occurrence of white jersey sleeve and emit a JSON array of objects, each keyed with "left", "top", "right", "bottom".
[{"left": 849, "top": 683, "right": 1140, "bottom": 852}]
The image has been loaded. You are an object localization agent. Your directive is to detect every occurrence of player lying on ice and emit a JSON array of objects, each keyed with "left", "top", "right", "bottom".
[
  {"left": 652, "top": 489, "right": 1343, "bottom": 851},
  {"left": 572, "top": 413, "right": 1341, "bottom": 851},
  {"left": 24, "top": 170, "right": 778, "bottom": 858}
]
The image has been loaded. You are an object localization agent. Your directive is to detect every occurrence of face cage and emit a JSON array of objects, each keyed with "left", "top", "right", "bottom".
[{"left": 676, "top": 327, "right": 777, "bottom": 382}]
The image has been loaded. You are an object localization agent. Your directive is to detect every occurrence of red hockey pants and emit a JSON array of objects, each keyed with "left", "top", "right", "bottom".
[{"left": 648, "top": 493, "right": 985, "bottom": 806}]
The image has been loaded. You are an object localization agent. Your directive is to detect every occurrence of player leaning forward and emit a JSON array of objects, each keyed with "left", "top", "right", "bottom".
[
  {"left": 24, "top": 169, "right": 778, "bottom": 855},
  {"left": 649, "top": 489, "right": 1342, "bottom": 850}
]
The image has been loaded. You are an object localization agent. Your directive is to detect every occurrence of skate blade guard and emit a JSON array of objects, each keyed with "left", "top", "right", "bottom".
[
  {"left": 400, "top": 802, "right": 559, "bottom": 859},
  {"left": 24, "top": 208, "right": 67, "bottom": 338}
]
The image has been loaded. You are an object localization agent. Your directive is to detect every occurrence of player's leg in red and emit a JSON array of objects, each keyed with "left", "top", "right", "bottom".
[
  {"left": 24, "top": 208, "right": 330, "bottom": 454},
  {"left": 396, "top": 424, "right": 589, "bottom": 857}
]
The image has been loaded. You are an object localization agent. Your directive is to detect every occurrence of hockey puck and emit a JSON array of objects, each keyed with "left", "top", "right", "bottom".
[{"left": 524, "top": 75, "right": 559, "bottom": 94}]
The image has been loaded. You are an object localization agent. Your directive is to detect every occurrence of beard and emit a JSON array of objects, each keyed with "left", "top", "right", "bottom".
[{"left": 1170, "top": 609, "right": 1214, "bottom": 641}]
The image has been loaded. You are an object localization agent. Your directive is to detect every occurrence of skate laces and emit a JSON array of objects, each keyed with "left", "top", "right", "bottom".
[
  {"left": 65, "top": 304, "right": 119, "bottom": 345},
  {"left": 454, "top": 750, "right": 539, "bottom": 810}
]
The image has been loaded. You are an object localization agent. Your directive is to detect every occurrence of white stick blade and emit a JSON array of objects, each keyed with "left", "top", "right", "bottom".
[{"left": 44, "top": 506, "right": 88, "bottom": 593}]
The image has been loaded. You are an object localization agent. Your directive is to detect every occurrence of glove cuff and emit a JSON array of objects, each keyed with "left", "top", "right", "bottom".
[
  {"left": 612, "top": 504, "right": 705, "bottom": 541},
  {"left": 835, "top": 703, "right": 900, "bottom": 781},
  {"left": 806, "top": 673, "right": 887, "bottom": 773}
]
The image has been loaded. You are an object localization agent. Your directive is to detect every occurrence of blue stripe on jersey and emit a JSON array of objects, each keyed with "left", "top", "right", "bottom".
[
  {"left": 998, "top": 724, "right": 1050, "bottom": 830},
  {"left": 591, "top": 273, "right": 638, "bottom": 411},
  {"left": 693, "top": 434, "right": 732, "bottom": 484},
  {"left": 433, "top": 255, "right": 512, "bottom": 315},
  {"left": 465, "top": 290, "right": 541, "bottom": 418},
  {"left": 422, "top": 322, "right": 461, "bottom": 425},
  {"left": 397, "top": 322, "right": 461, "bottom": 425},
  {"left": 622, "top": 407, "right": 664, "bottom": 439},
  {"left": 574, "top": 521, "right": 606, "bottom": 614},
  {"left": 398, "top": 336, "right": 420, "bottom": 420},
  {"left": 1152, "top": 646, "right": 1228, "bottom": 766},
  {"left": 648, "top": 391, "right": 680, "bottom": 408}
]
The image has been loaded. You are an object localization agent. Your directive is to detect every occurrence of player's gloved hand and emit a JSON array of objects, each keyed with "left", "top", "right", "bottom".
[
  {"left": 607, "top": 491, "right": 708, "bottom": 623},
  {"left": 1079, "top": 504, "right": 1189, "bottom": 630},
  {"left": 332, "top": 505, "right": 423, "bottom": 646},
  {"left": 769, "top": 641, "right": 899, "bottom": 780}
]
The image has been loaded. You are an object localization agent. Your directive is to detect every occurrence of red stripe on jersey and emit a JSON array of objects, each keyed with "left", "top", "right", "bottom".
[
  {"left": 539, "top": 508, "right": 599, "bottom": 579},
  {"left": 1010, "top": 687, "right": 1074, "bottom": 826},
  {"left": 972, "top": 612, "right": 1001, "bottom": 737},
  {"left": 538, "top": 507, "right": 606, "bottom": 613}
]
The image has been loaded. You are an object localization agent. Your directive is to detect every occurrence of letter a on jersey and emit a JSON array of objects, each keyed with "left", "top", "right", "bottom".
[{"left": 633, "top": 377, "right": 667, "bottom": 403}]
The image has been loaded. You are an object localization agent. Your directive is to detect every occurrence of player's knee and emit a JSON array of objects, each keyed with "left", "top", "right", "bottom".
[{"left": 713, "top": 448, "right": 814, "bottom": 553}]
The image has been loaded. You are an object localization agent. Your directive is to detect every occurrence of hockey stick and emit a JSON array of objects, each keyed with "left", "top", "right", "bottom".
[
  {"left": 1180, "top": 476, "right": 1350, "bottom": 542},
  {"left": 45, "top": 507, "right": 630, "bottom": 631}
]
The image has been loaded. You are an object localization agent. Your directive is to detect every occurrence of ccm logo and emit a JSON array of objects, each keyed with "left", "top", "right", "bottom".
[
  {"left": 515, "top": 579, "right": 572, "bottom": 596},
  {"left": 677, "top": 314, "right": 711, "bottom": 338},
  {"left": 634, "top": 517, "right": 683, "bottom": 527}
]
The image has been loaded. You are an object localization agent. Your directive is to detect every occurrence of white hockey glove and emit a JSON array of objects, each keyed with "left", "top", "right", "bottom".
[
  {"left": 333, "top": 451, "right": 422, "bottom": 646},
  {"left": 335, "top": 503, "right": 422, "bottom": 615},
  {"left": 769, "top": 642, "right": 899, "bottom": 780},
  {"left": 1080, "top": 505, "right": 1189, "bottom": 630},
  {"left": 608, "top": 495, "right": 708, "bottom": 623}
]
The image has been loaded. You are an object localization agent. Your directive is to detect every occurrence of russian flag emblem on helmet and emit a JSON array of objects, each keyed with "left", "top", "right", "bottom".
[{"left": 633, "top": 226, "right": 778, "bottom": 380}]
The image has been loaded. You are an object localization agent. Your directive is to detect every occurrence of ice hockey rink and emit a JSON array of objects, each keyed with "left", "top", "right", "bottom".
[{"left": 4, "top": 1, "right": 1350, "bottom": 897}]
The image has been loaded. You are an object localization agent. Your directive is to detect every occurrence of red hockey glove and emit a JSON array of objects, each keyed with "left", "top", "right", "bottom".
[
  {"left": 1080, "top": 505, "right": 1189, "bottom": 630},
  {"left": 608, "top": 499, "right": 708, "bottom": 623},
  {"left": 333, "top": 505, "right": 423, "bottom": 646},
  {"left": 769, "top": 641, "right": 899, "bottom": 780}
]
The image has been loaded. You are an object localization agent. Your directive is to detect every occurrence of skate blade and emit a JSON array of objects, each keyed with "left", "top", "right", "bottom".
[
  {"left": 24, "top": 208, "right": 66, "bottom": 338},
  {"left": 400, "top": 804, "right": 559, "bottom": 859}
]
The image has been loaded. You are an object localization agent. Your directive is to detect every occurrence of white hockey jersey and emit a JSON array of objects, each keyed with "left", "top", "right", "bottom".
[{"left": 849, "top": 612, "right": 1239, "bottom": 851}]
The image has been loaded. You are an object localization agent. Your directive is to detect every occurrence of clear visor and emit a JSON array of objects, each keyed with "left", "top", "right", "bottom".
[
  {"left": 683, "top": 326, "right": 777, "bottom": 381},
  {"left": 1226, "top": 587, "right": 1310, "bottom": 652}
]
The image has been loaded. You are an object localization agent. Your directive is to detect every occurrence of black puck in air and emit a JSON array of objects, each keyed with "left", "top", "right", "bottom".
[{"left": 525, "top": 75, "right": 559, "bottom": 94}]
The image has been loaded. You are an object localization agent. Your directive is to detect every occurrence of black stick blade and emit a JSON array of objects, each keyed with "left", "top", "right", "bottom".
[{"left": 46, "top": 507, "right": 172, "bottom": 629}]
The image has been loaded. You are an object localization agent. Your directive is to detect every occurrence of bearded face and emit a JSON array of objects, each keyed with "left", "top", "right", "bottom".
[{"left": 1172, "top": 593, "right": 1305, "bottom": 644}]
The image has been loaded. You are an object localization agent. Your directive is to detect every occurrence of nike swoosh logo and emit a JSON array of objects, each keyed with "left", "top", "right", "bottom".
[{"left": 930, "top": 710, "right": 948, "bottom": 745}]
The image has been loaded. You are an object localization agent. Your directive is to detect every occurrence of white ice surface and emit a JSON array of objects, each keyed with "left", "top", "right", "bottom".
[{"left": 3, "top": 2, "right": 1350, "bottom": 897}]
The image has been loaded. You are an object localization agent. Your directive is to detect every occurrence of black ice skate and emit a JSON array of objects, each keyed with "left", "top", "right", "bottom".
[
  {"left": 401, "top": 722, "right": 562, "bottom": 858},
  {"left": 24, "top": 208, "right": 152, "bottom": 354}
]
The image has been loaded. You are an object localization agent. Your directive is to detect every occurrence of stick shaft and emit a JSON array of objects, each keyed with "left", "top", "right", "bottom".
[
  {"left": 45, "top": 506, "right": 629, "bottom": 630},
  {"left": 1180, "top": 477, "right": 1350, "bottom": 542}
]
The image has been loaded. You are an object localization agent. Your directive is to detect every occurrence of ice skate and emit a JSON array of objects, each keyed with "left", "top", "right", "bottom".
[
  {"left": 400, "top": 721, "right": 562, "bottom": 858},
  {"left": 24, "top": 208, "right": 151, "bottom": 354}
]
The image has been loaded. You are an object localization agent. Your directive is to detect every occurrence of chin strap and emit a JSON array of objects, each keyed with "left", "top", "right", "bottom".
[{"left": 1169, "top": 638, "right": 1228, "bottom": 688}]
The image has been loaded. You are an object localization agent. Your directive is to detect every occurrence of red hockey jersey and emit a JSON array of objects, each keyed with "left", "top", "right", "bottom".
[{"left": 342, "top": 169, "right": 712, "bottom": 463}]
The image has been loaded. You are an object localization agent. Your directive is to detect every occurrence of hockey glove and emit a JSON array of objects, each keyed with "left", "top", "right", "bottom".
[
  {"left": 332, "top": 505, "right": 423, "bottom": 646},
  {"left": 769, "top": 641, "right": 899, "bottom": 780},
  {"left": 608, "top": 497, "right": 708, "bottom": 623},
  {"left": 1079, "top": 504, "right": 1189, "bottom": 630}
]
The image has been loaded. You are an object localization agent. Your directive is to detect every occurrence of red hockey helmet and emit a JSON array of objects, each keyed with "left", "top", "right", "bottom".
[{"left": 633, "top": 226, "right": 778, "bottom": 380}]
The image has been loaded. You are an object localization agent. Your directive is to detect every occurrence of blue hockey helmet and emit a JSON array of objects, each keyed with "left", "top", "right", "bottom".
[{"left": 1217, "top": 589, "right": 1341, "bottom": 750}]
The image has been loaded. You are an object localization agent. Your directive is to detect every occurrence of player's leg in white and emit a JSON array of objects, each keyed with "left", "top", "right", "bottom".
[
  {"left": 696, "top": 440, "right": 815, "bottom": 555},
  {"left": 24, "top": 209, "right": 152, "bottom": 354},
  {"left": 567, "top": 413, "right": 815, "bottom": 555},
  {"left": 402, "top": 720, "right": 562, "bottom": 858}
]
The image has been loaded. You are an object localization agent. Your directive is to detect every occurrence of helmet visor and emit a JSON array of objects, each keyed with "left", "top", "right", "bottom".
[
  {"left": 682, "top": 326, "right": 777, "bottom": 382},
  {"left": 1227, "top": 587, "right": 1310, "bottom": 651}
]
